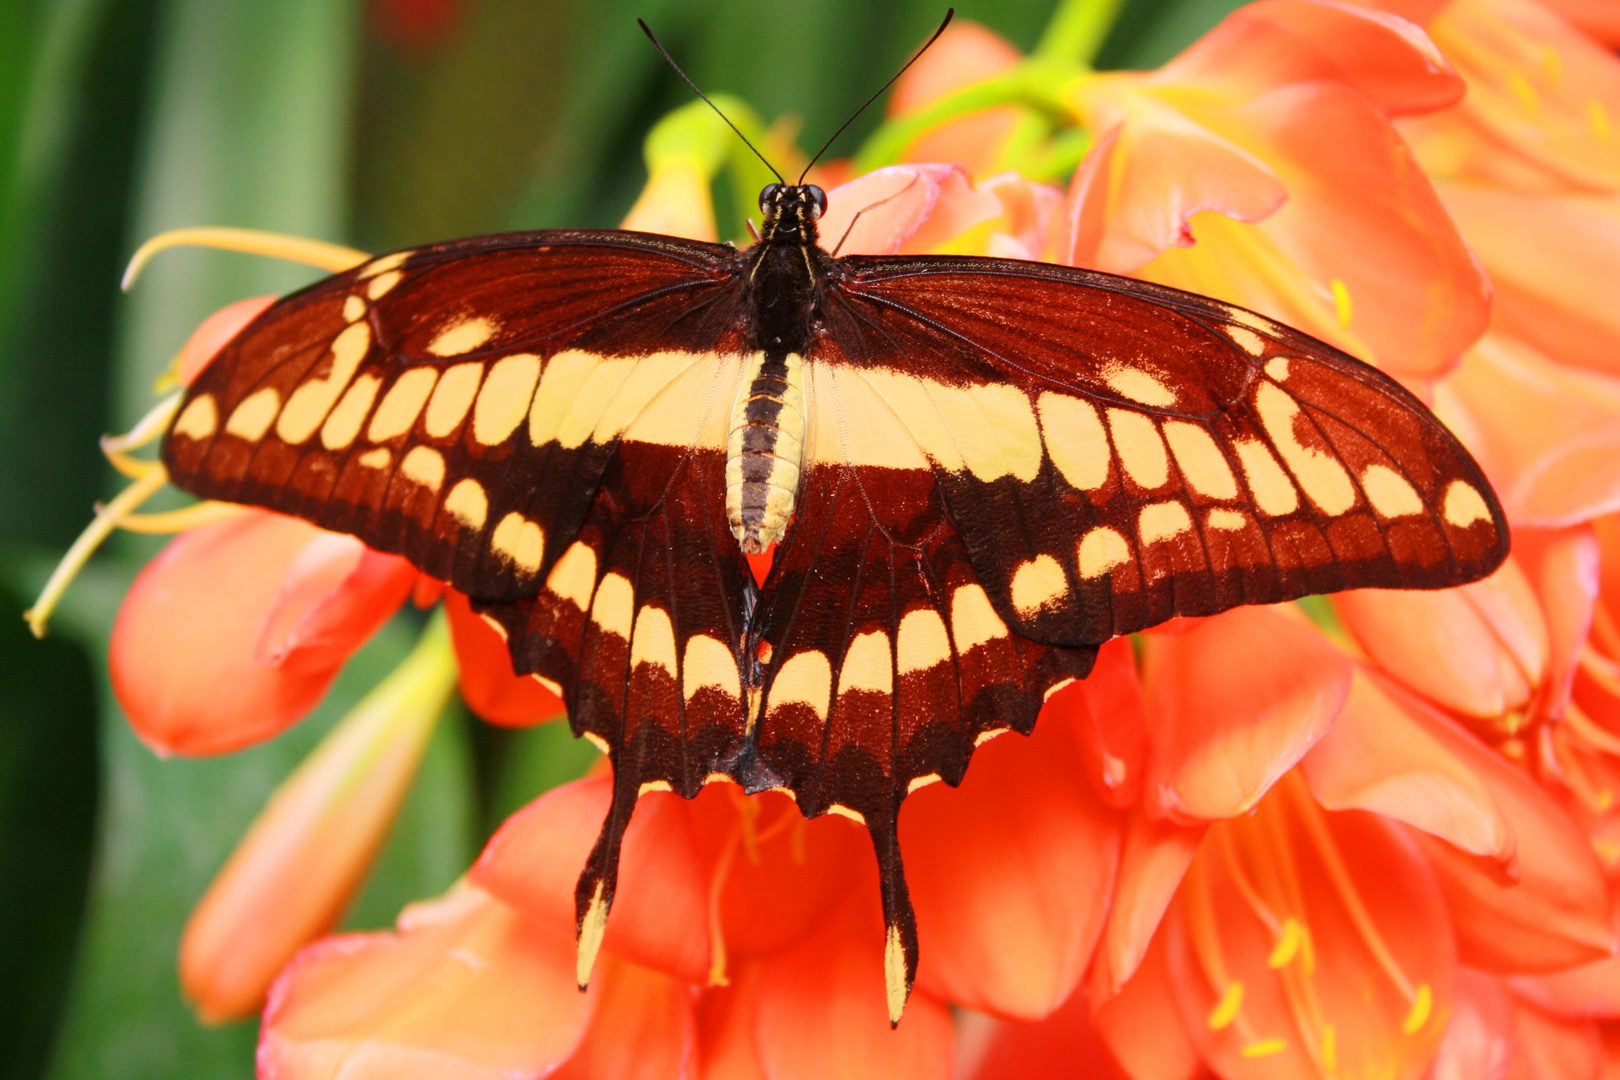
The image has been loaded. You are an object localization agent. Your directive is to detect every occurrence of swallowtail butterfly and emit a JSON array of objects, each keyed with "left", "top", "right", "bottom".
[{"left": 159, "top": 121, "right": 1508, "bottom": 1026}]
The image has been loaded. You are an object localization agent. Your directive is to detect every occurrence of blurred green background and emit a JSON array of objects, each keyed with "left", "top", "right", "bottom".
[{"left": 0, "top": 0, "right": 1240, "bottom": 1076}]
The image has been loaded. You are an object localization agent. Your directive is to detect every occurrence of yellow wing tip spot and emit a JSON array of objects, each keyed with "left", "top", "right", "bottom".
[
  {"left": 224, "top": 387, "right": 281, "bottom": 442},
  {"left": 1402, "top": 984, "right": 1433, "bottom": 1035},
  {"left": 1138, "top": 501, "right": 1193, "bottom": 545},
  {"left": 491, "top": 512, "right": 545, "bottom": 573},
  {"left": 975, "top": 727, "right": 1009, "bottom": 747},
  {"left": 1443, "top": 480, "right": 1492, "bottom": 528},
  {"left": 826, "top": 804, "right": 865, "bottom": 825},
  {"left": 444, "top": 478, "right": 489, "bottom": 530},
  {"left": 884, "top": 926, "right": 909, "bottom": 1027},
  {"left": 575, "top": 881, "right": 609, "bottom": 989},
  {"left": 1102, "top": 364, "right": 1177, "bottom": 408},
  {"left": 906, "top": 773, "right": 942, "bottom": 794},
  {"left": 1265, "top": 356, "right": 1290, "bottom": 382},
  {"left": 1362, "top": 464, "right": 1425, "bottom": 519},
  {"left": 1043, "top": 677, "right": 1076, "bottom": 702},
  {"left": 1208, "top": 982, "right": 1244, "bottom": 1030},
  {"left": 366, "top": 270, "right": 402, "bottom": 299},
  {"left": 582, "top": 731, "right": 610, "bottom": 754},
  {"left": 1240, "top": 1038, "right": 1286, "bottom": 1059},
  {"left": 358, "top": 249, "right": 411, "bottom": 279},
  {"left": 638, "top": 779, "right": 673, "bottom": 796},
  {"left": 173, "top": 395, "right": 219, "bottom": 441},
  {"left": 428, "top": 316, "right": 498, "bottom": 357},
  {"left": 341, "top": 294, "right": 366, "bottom": 322}
]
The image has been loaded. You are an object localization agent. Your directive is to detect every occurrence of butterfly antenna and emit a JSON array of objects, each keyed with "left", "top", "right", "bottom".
[
  {"left": 798, "top": 8, "right": 955, "bottom": 183},
  {"left": 638, "top": 19, "right": 786, "bottom": 185}
]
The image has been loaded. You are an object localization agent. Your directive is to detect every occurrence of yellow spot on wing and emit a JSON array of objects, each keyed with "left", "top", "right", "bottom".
[
  {"left": 575, "top": 879, "right": 607, "bottom": 989},
  {"left": 443, "top": 478, "right": 488, "bottom": 529},
  {"left": 1207, "top": 508, "right": 1247, "bottom": 531},
  {"left": 173, "top": 395, "right": 218, "bottom": 440},
  {"left": 358, "top": 250, "right": 410, "bottom": 278},
  {"left": 366, "top": 270, "right": 401, "bottom": 299},
  {"left": 1108, "top": 408, "right": 1169, "bottom": 489},
  {"left": 906, "top": 773, "right": 941, "bottom": 794},
  {"left": 1038, "top": 392, "right": 1110, "bottom": 491},
  {"left": 1443, "top": 480, "right": 1491, "bottom": 527},
  {"left": 1234, "top": 439, "right": 1299, "bottom": 517},
  {"left": 1078, "top": 527, "right": 1130, "bottom": 579},
  {"left": 1362, "top": 464, "right": 1424, "bottom": 518},
  {"left": 1011, "top": 554, "right": 1068, "bottom": 616},
  {"left": 399, "top": 446, "right": 445, "bottom": 491},
  {"left": 589, "top": 572, "right": 634, "bottom": 640},
  {"left": 1225, "top": 324, "right": 1267, "bottom": 356},
  {"left": 1163, "top": 421, "right": 1237, "bottom": 500},
  {"left": 427, "top": 316, "right": 498, "bottom": 357},
  {"left": 630, "top": 605, "right": 677, "bottom": 676},
  {"left": 368, "top": 368, "right": 438, "bottom": 441},
  {"left": 225, "top": 387, "right": 280, "bottom": 441},
  {"left": 827, "top": 804, "right": 865, "bottom": 824},
  {"left": 683, "top": 635, "right": 740, "bottom": 701},
  {"left": 1265, "top": 356, "right": 1290, "bottom": 382},
  {"left": 1138, "top": 501, "right": 1193, "bottom": 544},
  {"left": 838, "top": 630, "right": 892, "bottom": 696},
  {"left": 341, "top": 294, "right": 365, "bottom": 322},
  {"left": 277, "top": 321, "right": 371, "bottom": 444},
  {"left": 320, "top": 374, "right": 381, "bottom": 450},
  {"left": 1103, "top": 365, "right": 1176, "bottom": 407},
  {"left": 472, "top": 353, "right": 541, "bottom": 446},
  {"left": 896, "top": 608, "right": 950, "bottom": 676},
  {"left": 1256, "top": 384, "right": 1355, "bottom": 515},
  {"left": 424, "top": 362, "right": 484, "bottom": 438},
  {"left": 771, "top": 650, "right": 832, "bottom": 719},
  {"left": 975, "top": 727, "right": 1008, "bottom": 746},
  {"left": 490, "top": 512, "right": 544, "bottom": 571},
  {"left": 357, "top": 448, "right": 390, "bottom": 469},
  {"left": 950, "top": 584, "right": 1008, "bottom": 653},
  {"left": 638, "top": 780, "right": 673, "bottom": 795},
  {"left": 546, "top": 541, "right": 597, "bottom": 609}
]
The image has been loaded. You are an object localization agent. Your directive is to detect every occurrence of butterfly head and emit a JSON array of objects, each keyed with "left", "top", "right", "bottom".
[{"left": 758, "top": 183, "right": 826, "bottom": 246}]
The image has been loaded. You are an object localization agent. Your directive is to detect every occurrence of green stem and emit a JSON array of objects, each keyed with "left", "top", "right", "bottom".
[{"left": 1035, "top": 0, "right": 1129, "bottom": 66}]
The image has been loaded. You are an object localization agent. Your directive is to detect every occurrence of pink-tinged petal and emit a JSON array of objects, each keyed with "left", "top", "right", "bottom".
[
  {"left": 1411, "top": 724, "right": 1614, "bottom": 972},
  {"left": 888, "top": 21, "right": 1024, "bottom": 176},
  {"left": 443, "top": 590, "right": 565, "bottom": 726},
  {"left": 1092, "top": 932, "right": 1202, "bottom": 1080},
  {"left": 1430, "top": 968, "right": 1517, "bottom": 1080},
  {"left": 1426, "top": 0, "right": 1620, "bottom": 190},
  {"left": 177, "top": 295, "right": 277, "bottom": 384},
  {"left": 258, "top": 884, "right": 594, "bottom": 1080},
  {"left": 1503, "top": 998, "right": 1605, "bottom": 1080},
  {"left": 550, "top": 956, "right": 695, "bottom": 1080},
  {"left": 1301, "top": 668, "right": 1513, "bottom": 859},
  {"left": 1519, "top": 527, "right": 1603, "bottom": 723},
  {"left": 1439, "top": 186, "right": 1620, "bottom": 380},
  {"left": 956, "top": 988, "right": 1138, "bottom": 1080},
  {"left": 902, "top": 703, "right": 1123, "bottom": 1020},
  {"left": 1332, "top": 557, "right": 1548, "bottom": 721},
  {"left": 819, "top": 164, "right": 1002, "bottom": 257},
  {"left": 1142, "top": 606, "right": 1351, "bottom": 822},
  {"left": 182, "top": 619, "right": 456, "bottom": 1021},
  {"left": 1435, "top": 333, "right": 1620, "bottom": 527},
  {"left": 1090, "top": 812, "right": 1206, "bottom": 999},
  {"left": 1059, "top": 112, "right": 1285, "bottom": 275},
  {"left": 754, "top": 904, "right": 954, "bottom": 1080},
  {"left": 110, "top": 511, "right": 413, "bottom": 755},
  {"left": 977, "top": 172, "right": 1066, "bottom": 262},
  {"left": 1165, "top": 795, "right": 1455, "bottom": 1080},
  {"left": 1512, "top": 955, "right": 1620, "bottom": 1019},
  {"left": 1047, "top": 638, "right": 1146, "bottom": 807},
  {"left": 1161, "top": 0, "right": 1464, "bottom": 116},
  {"left": 471, "top": 777, "right": 710, "bottom": 984}
]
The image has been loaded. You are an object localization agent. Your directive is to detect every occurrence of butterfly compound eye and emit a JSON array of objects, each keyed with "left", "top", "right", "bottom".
[
  {"left": 759, "top": 183, "right": 782, "bottom": 213},
  {"left": 807, "top": 185, "right": 827, "bottom": 220}
]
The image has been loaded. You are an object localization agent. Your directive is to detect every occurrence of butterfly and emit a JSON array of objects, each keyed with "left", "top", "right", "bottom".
[{"left": 159, "top": 172, "right": 1508, "bottom": 1020}]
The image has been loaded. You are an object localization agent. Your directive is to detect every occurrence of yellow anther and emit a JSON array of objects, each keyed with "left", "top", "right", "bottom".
[
  {"left": 1241, "top": 1038, "right": 1287, "bottom": 1058},
  {"left": 1208, "top": 982, "right": 1244, "bottom": 1030},
  {"left": 1321, "top": 1024, "right": 1338, "bottom": 1073},
  {"left": 1591, "top": 101, "right": 1612, "bottom": 141},
  {"left": 1540, "top": 44, "right": 1563, "bottom": 87},
  {"left": 1402, "top": 983, "right": 1433, "bottom": 1034},
  {"left": 1268, "top": 918, "right": 1304, "bottom": 969},
  {"left": 1330, "top": 279, "right": 1353, "bottom": 330},
  {"left": 1508, "top": 72, "right": 1541, "bottom": 115},
  {"left": 122, "top": 227, "right": 369, "bottom": 291}
]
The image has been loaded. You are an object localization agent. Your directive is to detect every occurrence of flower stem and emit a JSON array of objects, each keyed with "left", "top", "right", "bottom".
[{"left": 1034, "top": 0, "right": 1128, "bottom": 65}]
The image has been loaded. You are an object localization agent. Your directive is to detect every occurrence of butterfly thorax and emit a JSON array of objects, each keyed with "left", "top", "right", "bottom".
[{"left": 725, "top": 184, "right": 828, "bottom": 555}]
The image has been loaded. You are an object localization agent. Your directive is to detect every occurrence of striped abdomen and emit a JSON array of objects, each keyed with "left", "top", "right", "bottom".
[{"left": 726, "top": 351, "right": 807, "bottom": 554}]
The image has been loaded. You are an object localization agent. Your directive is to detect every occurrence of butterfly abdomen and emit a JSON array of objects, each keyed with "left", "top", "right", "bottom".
[{"left": 725, "top": 350, "right": 807, "bottom": 554}]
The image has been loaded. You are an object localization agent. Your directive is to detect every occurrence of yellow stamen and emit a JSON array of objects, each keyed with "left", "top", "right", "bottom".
[
  {"left": 122, "top": 227, "right": 369, "bottom": 291},
  {"left": 26, "top": 467, "right": 168, "bottom": 637},
  {"left": 1209, "top": 982, "right": 1244, "bottom": 1029},
  {"left": 1330, "top": 278, "right": 1352, "bottom": 329},
  {"left": 1268, "top": 918, "right": 1304, "bottom": 969},
  {"left": 103, "top": 449, "right": 166, "bottom": 480},
  {"left": 1567, "top": 703, "right": 1620, "bottom": 756},
  {"left": 1320, "top": 1023, "right": 1338, "bottom": 1073},
  {"left": 705, "top": 826, "right": 739, "bottom": 987},
  {"left": 1402, "top": 983, "right": 1433, "bottom": 1034},
  {"left": 101, "top": 392, "right": 182, "bottom": 455},
  {"left": 1241, "top": 1038, "right": 1286, "bottom": 1058},
  {"left": 1591, "top": 100, "right": 1612, "bottom": 141},
  {"left": 1508, "top": 72, "right": 1541, "bottom": 115},
  {"left": 109, "top": 501, "right": 246, "bottom": 534},
  {"left": 1539, "top": 44, "right": 1563, "bottom": 87}
]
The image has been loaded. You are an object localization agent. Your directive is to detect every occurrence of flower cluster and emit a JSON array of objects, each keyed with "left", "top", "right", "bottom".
[{"left": 53, "top": 0, "right": 1620, "bottom": 1076}]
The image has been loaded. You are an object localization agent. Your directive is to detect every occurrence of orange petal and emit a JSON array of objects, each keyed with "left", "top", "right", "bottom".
[
  {"left": 182, "top": 617, "right": 456, "bottom": 1021},
  {"left": 1048, "top": 637, "right": 1146, "bottom": 807},
  {"left": 1518, "top": 527, "right": 1603, "bottom": 723},
  {"left": 1511, "top": 954, "right": 1620, "bottom": 1018},
  {"left": 259, "top": 884, "right": 594, "bottom": 1080},
  {"left": 819, "top": 164, "right": 1002, "bottom": 257},
  {"left": 177, "top": 296, "right": 277, "bottom": 384},
  {"left": 1089, "top": 812, "right": 1206, "bottom": 1000},
  {"left": 1091, "top": 931, "right": 1202, "bottom": 1080},
  {"left": 1301, "top": 667, "right": 1513, "bottom": 859},
  {"left": 1412, "top": 722, "right": 1615, "bottom": 972},
  {"left": 902, "top": 703, "right": 1123, "bottom": 1020},
  {"left": 695, "top": 962, "right": 769, "bottom": 1080},
  {"left": 1502, "top": 997, "right": 1605, "bottom": 1080},
  {"left": 471, "top": 777, "right": 710, "bottom": 984},
  {"left": 443, "top": 589, "right": 565, "bottom": 726},
  {"left": 1537, "top": 0, "right": 1620, "bottom": 46},
  {"left": 550, "top": 956, "right": 695, "bottom": 1080},
  {"left": 1332, "top": 556, "right": 1549, "bottom": 722},
  {"left": 1435, "top": 332, "right": 1620, "bottom": 527},
  {"left": 1161, "top": 0, "right": 1463, "bottom": 115},
  {"left": 888, "top": 20, "right": 1024, "bottom": 176},
  {"left": 754, "top": 903, "right": 955, "bottom": 1080},
  {"left": 1142, "top": 606, "right": 1352, "bottom": 822},
  {"left": 1428, "top": 968, "right": 1518, "bottom": 1080},
  {"left": 957, "top": 986, "right": 1139, "bottom": 1080},
  {"left": 1165, "top": 787, "right": 1455, "bottom": 1080},
  {"left": 110, "top": 511, "right": 414, "bottom": 755}
]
